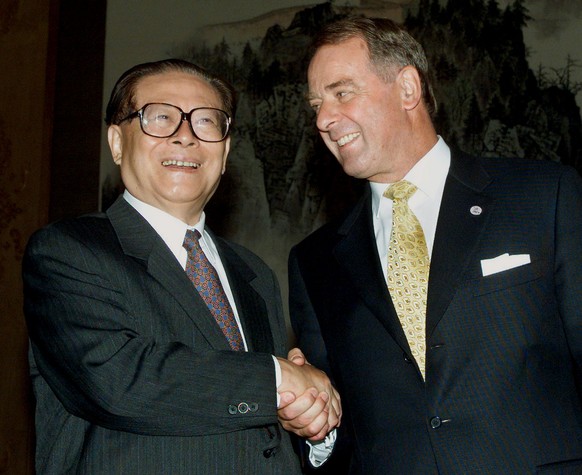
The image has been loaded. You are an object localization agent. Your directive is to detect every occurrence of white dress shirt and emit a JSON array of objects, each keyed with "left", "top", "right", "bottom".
[{"left": 370, "top": 136, "right": 451, "bottom": 277}]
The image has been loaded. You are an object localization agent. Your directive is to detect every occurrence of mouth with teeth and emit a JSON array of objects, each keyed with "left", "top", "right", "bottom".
[
  {"left": 162, "top": 159, "right": 200, "bottom": 169},
  {"left": 337, "top": 132, "right": 360, "bottom": 147}
]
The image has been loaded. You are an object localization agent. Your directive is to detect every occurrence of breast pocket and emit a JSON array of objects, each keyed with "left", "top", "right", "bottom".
[{"left": 471, "top": 257, "right": 545, "bottom": 297}]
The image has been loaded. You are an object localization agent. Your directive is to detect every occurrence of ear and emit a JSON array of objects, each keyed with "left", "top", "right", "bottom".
[
  {"left": 398, "top": 66, "right": 423, "bottom": 111},
  {"left": 221, "top": 136, "right": 231, "bottom": 174},
  {"left": 107, "top": 125, "right": 123, "bottom": 165}
]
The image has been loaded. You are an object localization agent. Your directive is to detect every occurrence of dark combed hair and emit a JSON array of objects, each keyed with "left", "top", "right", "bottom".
[
  {"left": 310, "top": 17, "right": 437, "bottom": 116},
  {"left": 105, "top": 58, "right": 237, "bottom": 126}
]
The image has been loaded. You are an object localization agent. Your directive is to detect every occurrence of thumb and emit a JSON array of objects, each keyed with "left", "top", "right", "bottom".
[{"left": 287, "top": 347, "right": 307, "bottom": 366}]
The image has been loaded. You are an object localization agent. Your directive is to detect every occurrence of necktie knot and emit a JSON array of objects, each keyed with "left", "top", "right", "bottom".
[
  {"left": 183, "top": 229, "right": 202, "bottom": 254},
  {"left": 384, "top": 180, "right": 417, "bottom": 202}
]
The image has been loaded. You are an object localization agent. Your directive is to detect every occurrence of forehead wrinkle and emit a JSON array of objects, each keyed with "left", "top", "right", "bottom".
[
  {"left": 134, "top": 72, "right": 222, "bottom": 112},
  {"left": 326, "top": 78, "right": 357, "bottom": 91},
  {"left": 308, "top": 78, "right": 357, "bottom": 101}
]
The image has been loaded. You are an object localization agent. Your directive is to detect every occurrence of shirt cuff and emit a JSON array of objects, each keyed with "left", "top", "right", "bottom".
[
  {"left": 306, "top": 429, "right": 337, "bottom": 467},
  {"left": 272, "top": 355, "right": 281, "bottom": 407}
]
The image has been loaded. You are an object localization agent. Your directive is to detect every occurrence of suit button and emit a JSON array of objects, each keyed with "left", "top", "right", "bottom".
[
  {"left": 430, "top": 416, "right": 442, "bottom": 429},
  {"left": 403, "top": 353, "right": 413, "bottom": 363},
  {"left": 228, "top": 405, "right": 237, "bottom": 415},
  {"left": 263, "top": 448, "right": 275, "bottom": 458}
]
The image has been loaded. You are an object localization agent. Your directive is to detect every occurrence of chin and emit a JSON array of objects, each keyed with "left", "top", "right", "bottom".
[{"left": 339, "top": 158, "right": 363, "bottom": 178}]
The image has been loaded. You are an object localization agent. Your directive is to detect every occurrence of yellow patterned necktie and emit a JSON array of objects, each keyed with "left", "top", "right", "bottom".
[{"left": 385, "top": 180, "right": 430, "bottom": 379}]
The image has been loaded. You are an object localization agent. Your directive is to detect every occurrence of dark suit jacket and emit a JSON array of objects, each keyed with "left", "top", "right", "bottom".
[
  {"left": 289, "top": 151, "right": 582, "bottom": 474},
  {"left": 23, "top": 197, "right": 302, "bottom": 474}
]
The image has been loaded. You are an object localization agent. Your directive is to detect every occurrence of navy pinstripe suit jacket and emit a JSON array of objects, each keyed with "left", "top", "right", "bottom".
[
  {"left": 290, "top": 151, "right": 582, "bottom": 474},
  {"left": 24, "top": 197, "right": 302, "bottom": 474}
]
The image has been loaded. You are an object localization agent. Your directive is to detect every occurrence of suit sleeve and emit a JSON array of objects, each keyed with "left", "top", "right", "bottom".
[
  {"left": 289, "top": 244, "right": 354, "bottom": 473},
  {"left": 23, "top": 223, "right": 280, "bottom": 436},
  {"left": 288, "top": 246, "right": 332, "bottom": 375},
  {"left": 554, "top": 166, "right": 582, "bottom": 373}
]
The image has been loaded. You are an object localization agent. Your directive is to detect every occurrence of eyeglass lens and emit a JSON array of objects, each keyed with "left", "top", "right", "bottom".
[{"left": 141, "top": 103, "right": 229, "bottom": 142}]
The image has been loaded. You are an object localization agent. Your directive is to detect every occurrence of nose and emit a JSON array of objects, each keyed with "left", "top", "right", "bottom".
[
  {"left": 171, "top": 118, "right": 199, "bottom": 146},
  {"left": 315, "top": 101, "right": 338, "bottom": 132}
]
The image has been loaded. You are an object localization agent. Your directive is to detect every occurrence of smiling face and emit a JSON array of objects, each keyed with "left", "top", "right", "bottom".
[
  {"left": 107, "top": 71, "right": 230, "bottom": 224},
  {"left": 308, "top": 37, "right": 428, "bottom": 183}
]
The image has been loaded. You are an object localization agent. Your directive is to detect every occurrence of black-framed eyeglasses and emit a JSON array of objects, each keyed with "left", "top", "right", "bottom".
[{"left": 119, "top": 103, "right": 231, "bottom": 143}]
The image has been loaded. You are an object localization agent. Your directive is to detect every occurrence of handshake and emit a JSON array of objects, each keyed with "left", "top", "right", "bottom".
[{"left": 276, "top": 348, "right": 342, "bottom": 441}]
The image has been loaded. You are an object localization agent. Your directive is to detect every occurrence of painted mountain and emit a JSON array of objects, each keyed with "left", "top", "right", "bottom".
[{"left": 108, "top": 0, "right": 581, "bottom": 290}]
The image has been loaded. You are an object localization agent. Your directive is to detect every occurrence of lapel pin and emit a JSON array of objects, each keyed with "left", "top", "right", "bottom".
[{"left": 470, "top": 206, "right": 483, "bottom": 216}]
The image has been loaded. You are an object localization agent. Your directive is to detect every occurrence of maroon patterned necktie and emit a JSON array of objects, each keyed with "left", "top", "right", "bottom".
[{"left": 183, "top": 229, "right": 244, "bottom": 351}]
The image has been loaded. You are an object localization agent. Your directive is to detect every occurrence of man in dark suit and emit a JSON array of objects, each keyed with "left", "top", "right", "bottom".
[
  {"left": 23, "top": 59, "right": 340, "bottom": 474},
  {"left": 287, "top": 17, "right": 582, "bottom": 473}
]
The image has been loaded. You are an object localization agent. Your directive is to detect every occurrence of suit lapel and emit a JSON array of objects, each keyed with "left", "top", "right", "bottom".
[
  {"left": 426, "top": 150, "right": 493, "bottom": 336},
  {"left": 332, "top": 150, "right": 494, "bottom": 351},
  {"left": 213, "top": 235, "right": 274, "bottom": 354},
  {"left": 106, "top": 197, "right": 232, "bottom": 350},
  {"left": 333, "top": 190, "right": 412, "bottom": 353}
]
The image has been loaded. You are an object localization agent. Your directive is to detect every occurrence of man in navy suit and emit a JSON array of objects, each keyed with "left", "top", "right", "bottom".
[
  {"left": 23, "top": 59, "right": 340, "bottom": 474},
  {"left": 287, "top": 17, "right": 582, "bottom": 473}
]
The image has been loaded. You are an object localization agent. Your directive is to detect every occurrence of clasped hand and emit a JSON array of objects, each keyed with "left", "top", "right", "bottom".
[{"left": 276, "top": 348, "right": 341, "bottom": 441}]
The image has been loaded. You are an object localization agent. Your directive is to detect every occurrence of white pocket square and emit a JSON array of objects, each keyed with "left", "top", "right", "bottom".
[{"left": 480, "top": 253, "right": 531, "bottom": 277}]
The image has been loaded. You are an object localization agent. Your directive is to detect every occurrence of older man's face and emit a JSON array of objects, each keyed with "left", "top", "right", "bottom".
[
  {"left": 108, "top": 71, "right": 230, "bottom": 224},
  {"left": 308, "top": 37, "right": 413, "bottom": 183}
]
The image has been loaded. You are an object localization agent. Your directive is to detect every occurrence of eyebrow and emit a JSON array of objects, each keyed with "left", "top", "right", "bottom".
[{"left": 307, "top": 78, "right": 357, "bottom": 101}]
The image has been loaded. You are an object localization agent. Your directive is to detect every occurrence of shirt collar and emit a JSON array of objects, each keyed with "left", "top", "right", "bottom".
[
  {"left": 370, "top": 136, "right": 450, "bottom": 215},
  {"left": 123, "top": 190, "right": 206, "bottom": 256}
]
